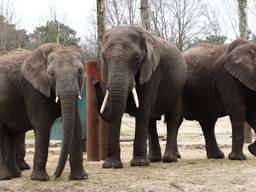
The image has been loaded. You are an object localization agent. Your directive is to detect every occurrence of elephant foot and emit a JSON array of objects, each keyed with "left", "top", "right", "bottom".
[
  {"left": 207, "top": 148, "right": 225, "bottom": 159},
  {"left": 31, "top": 169, "right": 49, "bottom": 181},
  {"left": 228, "top": 151, "right": 247, "bottom": 160},
  {"left": 17, "top": 161, "right": 30, "bottom": 171},
  {"left": 130, "top": 157, "right": 150, "bottom": 167},
  {"left": 148, "top": 151, "right": 162, "bottom": 162},
  {"left": 248, "top": 143, "right": 256, "bottom": 156},
  {"left": 176, "top": 151, "right": 181, "bottom": 159},
  {"left": 69, "top": 169, "right": 88, "bottom": 180},
  {"left": 103, "top": 157, "right": 123, "bottom": 169},
  {"left": 0, "top": 169, "right": 12, "bottom": 180},
  {"left": 10, "top": 167, "right": 21, "bottom": 178},
  {"left": 162, "top": 153, "right": 177, "bottom": 163}
]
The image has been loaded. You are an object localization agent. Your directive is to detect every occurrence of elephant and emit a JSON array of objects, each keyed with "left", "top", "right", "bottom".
[
  {"left": 0, "top": 44, "right": 87, "bottom": 180},
  {"left": 0, "top": 50, "right": 30, "bottom": 171},
  {"left": 94, "top": 26, "right": 187, "bottom": 168},
  {"left": 150, "top": 38, "right": 256, "bottom": 161}
]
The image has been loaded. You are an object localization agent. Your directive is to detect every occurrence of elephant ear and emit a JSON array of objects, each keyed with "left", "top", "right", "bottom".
[
  {"left": 139, "top": 31, "right": 161, "bottom": 84},
  {"left": 21, "top": 43, "right": 61, "bottom": 97},
  {"left": 224, "top": 43, "right": 256, "bottom": 91}
]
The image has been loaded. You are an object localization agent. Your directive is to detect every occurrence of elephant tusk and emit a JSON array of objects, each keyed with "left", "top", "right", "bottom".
[
  {"left": 100, "top": 90, "right": 109, "bottom": 114},
  {"left": 78, "top": 95, "right": 82, "bottom": 100},
  {"left": 55, "top": 96, "right": 59, "bottom": 103},
  {"left": 132, "top": 87, "right": 139, "bottom": 108}
]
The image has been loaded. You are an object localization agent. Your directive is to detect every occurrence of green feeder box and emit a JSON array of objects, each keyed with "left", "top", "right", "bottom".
[{"left": 50, "top": 78, "right": 86, "bottom": 140}]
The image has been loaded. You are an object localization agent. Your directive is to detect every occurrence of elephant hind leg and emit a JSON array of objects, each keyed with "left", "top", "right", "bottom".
[
  {"left": 162, "top": 98, "right": 181, "bottom": 163},
  {"left": 0, "top": 125, "right": 21, "bottom": 180},
  {"left": 16, "top": 133, "right": 30, "bottom": 170},
  {"left": 246, "top": 111, "right": 256, "bottom": 157},
  {"left": 199, "top": 120, "right": 224, "bottom": 159},
  {"left": 148, "top": 119, "right": 162, "bottom": 162}
]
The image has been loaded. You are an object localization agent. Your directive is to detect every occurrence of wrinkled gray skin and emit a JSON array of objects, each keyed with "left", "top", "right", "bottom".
[
  {"left": 150, "top": 39, "right": 256, "bottom": 161},
  {"left": 94, "top": 26, "right": 187, "bottom": 168},
  {"left": 0, "top": 44, "right": 87, "bottom": 181},
  {"left": 1, "top": 50, "right": 30, "bottom": 171}
]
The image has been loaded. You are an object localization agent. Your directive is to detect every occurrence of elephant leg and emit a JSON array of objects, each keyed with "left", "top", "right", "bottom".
[
  {"left": 6, "top": 133, "right": 21, "bottom": 178},
  {"left": 16, "top": 133, "right": 30, "bottom": 170},
  {"left": 162, "top": 98, "right": 181, "bottom": 163},
  {"left": 103, "top": 119, "right": 123, "bottom": 169},
  {"left": 245, "top": 112, "right": 256, "bottom": 156},
  {"left": 31, "top": 121, "right": 51, "bottom": 181},
  {"left": 0, "top": 126, "right": 12, "bottom": 180},
  {"left": 130, "top": 113, "right": 150, "bottom": 167},
  {"left": 217, "top": 78, "right": 246, "bottom": 160},
  {"left": 148, "top": 119, "right": 162, "bottom": 162},
  {"left": 69, "top": 109, "right": 88, "bottom": 180},
  {"left": 199, "top": 120, "right": 224, "bottom": 159}
]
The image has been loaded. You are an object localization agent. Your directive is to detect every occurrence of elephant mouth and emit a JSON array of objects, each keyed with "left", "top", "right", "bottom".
[{"left": 100, "top": 86, "right": 139, "bottom": 114}]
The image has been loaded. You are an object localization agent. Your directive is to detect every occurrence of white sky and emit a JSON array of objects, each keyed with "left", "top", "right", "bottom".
[
  {"left": 12, "top": 0, "right": 96, "bottom": 38},
  {"left": 3, "top": 0, "right": 256, "bottom": 41}
]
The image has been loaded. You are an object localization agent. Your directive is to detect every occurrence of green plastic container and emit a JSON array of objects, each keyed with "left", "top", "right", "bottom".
[{"left": 50, "top": 78, "right": 86, "bottom": 140}]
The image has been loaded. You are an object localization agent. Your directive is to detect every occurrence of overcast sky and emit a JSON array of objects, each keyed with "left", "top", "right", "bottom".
[
  {"left": 12, "top": 0, "right": 96, "bottom": 38},
  {"left": 3, "top": 0, "right": 256, "bottom": 41}
]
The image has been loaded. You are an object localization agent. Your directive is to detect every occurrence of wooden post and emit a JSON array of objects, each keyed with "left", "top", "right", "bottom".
[
  {"left": 86, "top": 61, "right": 100, "bottom": 160},
  {"left": 140, "top": 0, "right": 150, "bottom": 30},
  {"left": 86, "top": 61, "right": 107, "bottom": 161}
]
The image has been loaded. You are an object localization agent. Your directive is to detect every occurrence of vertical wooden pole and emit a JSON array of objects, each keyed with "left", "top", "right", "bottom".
[
  {"left": 86, "top": 61, "right": 107, "bottom": 161},
  {"left": 86, "top": 61, "right": 101, "bottom": 161},
  {"left": 140, "top": 0, "right": 150, "bottom": 30}
]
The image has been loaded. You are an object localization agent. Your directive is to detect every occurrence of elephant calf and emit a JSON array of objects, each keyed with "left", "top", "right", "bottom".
[
  {"left": 0, "top": 44, "right": 87, "bottom": 180},
  {"left": 94, "top": 26, "right": 187, "bottom": 168}
]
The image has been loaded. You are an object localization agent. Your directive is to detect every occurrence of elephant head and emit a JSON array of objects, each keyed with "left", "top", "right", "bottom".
[
  {"left": 95, "top": 26, "right": 161, "bottom": 123},
  {"left": 21, "top": 43, "right": 84, "bottom": 178},
  {"left": 223, "top": 39, "right": 256, "bottom": 91}
]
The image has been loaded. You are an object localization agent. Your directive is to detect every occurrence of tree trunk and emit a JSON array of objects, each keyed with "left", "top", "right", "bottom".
[
  {"left": 140, "top": 0, "right": 150, "bottom": 30},
  {"left": 237, "top": 0, "right": 252, "bottom": 143},
  {"left": 97, "top": 0, "right": 105, "bottom": 58},
  {"left": 238, "top": 0, "right": 248, "bottom": 39}
]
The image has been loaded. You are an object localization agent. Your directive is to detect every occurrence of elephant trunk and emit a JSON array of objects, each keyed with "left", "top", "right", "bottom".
[
  {"left": 54, "top": 75, "right": 79, "bottom": 178},
  {"left": 95, "top": 64, "right": 129, "bottom": 123}
]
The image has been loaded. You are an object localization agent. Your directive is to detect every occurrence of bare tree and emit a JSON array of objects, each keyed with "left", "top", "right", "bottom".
[
  {"left": 141, "top": 0, "right": 150, "bottom": 30},
  {"left": 97, "top": 0, "right": 105, "bottom": 58},
  {"left": 238, "top": 0, "right": 248, "bottom": 39},
  {"left": 149, "top": 0, "right": 206, "bottom": 51},
  {"left": 105, "top": 0, "right": 140, "bottom": 26}
]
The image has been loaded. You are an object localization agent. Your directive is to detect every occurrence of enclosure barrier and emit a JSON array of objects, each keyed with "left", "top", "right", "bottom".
[{"left": 86, "top": 61, "right": 107, "bottom": 161}]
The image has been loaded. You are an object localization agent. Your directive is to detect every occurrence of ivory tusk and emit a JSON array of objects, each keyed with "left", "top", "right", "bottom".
[
  {"left": 78, "top": 95, "right": 82, "bottom": 100},
  {"left": 132, "top": 87, "right": 139, "bottom": 108},
  {"left": 55, "top": 96, "right": 59, "bottom": 103},
  {"left": 100, "top": 90, "right": 109, "bottom": 114}
]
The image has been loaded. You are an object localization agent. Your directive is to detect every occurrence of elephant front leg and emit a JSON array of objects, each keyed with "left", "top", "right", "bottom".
[
  {"left": 69, "top": 110, "right": 88, "bottom": 180},
  {"left": 103, "top": 119, "right": 123, "bottom": 169},
  {"left": 148, "top": 119, "right": 162, "bottom": 162},
  {"left": 130, "top": 114, "right": 150, "bottom": 167},
  {"left": 199, "top": 120, "right": 224, "bottom": 159},
  {"left": 31, "top": 125, "right": 51, "bottom": 181}
]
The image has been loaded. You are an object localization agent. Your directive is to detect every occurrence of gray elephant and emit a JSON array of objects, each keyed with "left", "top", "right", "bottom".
[
  {"left": 94, "top": 26, "right": 187, "bottom": 168},
  {"left": 150, "top": 38, "right": 256, "bottom": 161},
  {"left": 0, "top": 44, "right": 87, "bottom": 180},
  {"left": 1, "top": 50, "right": 30, "bottom": 171}
]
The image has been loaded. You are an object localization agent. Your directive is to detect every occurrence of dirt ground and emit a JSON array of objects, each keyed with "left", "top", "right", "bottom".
[{"left": 1, "top": 116, "right": 256, "bottom": 192}]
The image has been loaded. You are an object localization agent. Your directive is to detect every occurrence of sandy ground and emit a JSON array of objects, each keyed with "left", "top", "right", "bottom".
[{"left": 1, "top": 116, "right": 256, "bottom": 192}]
